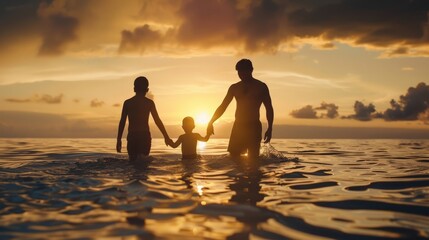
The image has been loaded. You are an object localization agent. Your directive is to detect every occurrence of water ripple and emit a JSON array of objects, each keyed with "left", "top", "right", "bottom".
[{"left": 0, "top": 139, "right": 428, "bottom": 239}]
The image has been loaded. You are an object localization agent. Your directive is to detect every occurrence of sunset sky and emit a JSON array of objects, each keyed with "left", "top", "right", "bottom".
[{"left": 1, "top": 0, "right": 429, "bottom": 138}]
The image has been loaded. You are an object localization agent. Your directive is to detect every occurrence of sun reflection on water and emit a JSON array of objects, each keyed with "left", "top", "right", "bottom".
[
  {"left": 196, "top": 182, "right": 204, "bottom": 196},
  {"left": 197, "top": 141, "right": 206, "bottom": 150}
]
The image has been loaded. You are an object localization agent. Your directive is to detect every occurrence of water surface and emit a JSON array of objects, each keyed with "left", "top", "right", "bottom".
[{"left": 1, "top": 138, "right": 428, "bottom": 239}]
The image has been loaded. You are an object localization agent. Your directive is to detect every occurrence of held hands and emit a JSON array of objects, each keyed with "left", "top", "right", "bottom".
[
  {"left": 264, "top": 128, "right": 272, "bottom": 143},
  {"left": 165, "top": 137, "right": 174, "bottom": 147},
  {"left": 207, "top": 123, "right": 214, "bottom": 135},
  {"left": 116, "top": 139, "right": 122, "bottom": 153}
]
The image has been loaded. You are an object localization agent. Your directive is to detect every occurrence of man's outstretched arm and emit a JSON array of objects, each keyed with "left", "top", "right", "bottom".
[
  {"left": 263, "top": 88, "right": 274, "bottom": 143},
  {"left": 207, "top": 86, "right": 234, "bottom": 134},
  {"left": 116, "top": 103, "right": 127, "bottom": 152}
]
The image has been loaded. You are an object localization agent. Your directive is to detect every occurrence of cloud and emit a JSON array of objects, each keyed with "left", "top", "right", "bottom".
[
  {"left": 315, "top": 102, "right": 339, "bottom": 119},
  {"left": 118, "top": 0, "right": 429, "bottom": 56},
  {"left": 3, "top": 0, "right": 429, "bottom": 58},
  {"left": 383, "top": 82, "right": 429, "bottom": 121},
  {"left": 418, "top": 109, "right": 429, "bottom": 124},
  {"left": 38, "top": 13, "right": 79, "bottom": 56},
  {"left": 112, "top": 103, "right": 121, "bottom": 107},
  {"left": 259, "top": 71, "right": 346, "bottom": 89},
  {"left": 118, "top": 24, "right": 164, "bottom": 53},
  {"left": 0, "top": 1, "right": 41, "bottom": 50},
  {"left": 4, "top": 98, "right": 31, "bottom": 103},
  {"left": 290, "top": 105, "right": 318, "bottom": 119},
  {"left": 290, "top": 83, "right": 429, "bottom": 123},
  {"left": 5, "top": 94, "right": 63, "bottom": 104},
  {"left": 345, "top": 101, "right": 379, "bottom": 121},
  {"left": 90, "top": 98, "right": 104, "bottom": 107},
  {"left": 291, "top": 102, "right": 339, "bottom": 119},
  {"left": 401, "top": 67, "right": 414, "bottom": 71},
  {"left": 0, "top": 0, "right": 82, "bottom": 58}
]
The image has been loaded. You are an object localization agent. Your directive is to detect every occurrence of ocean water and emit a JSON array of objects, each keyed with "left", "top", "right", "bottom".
[{"left": 0, "top": 138, "right": 429, "bottom": 239}]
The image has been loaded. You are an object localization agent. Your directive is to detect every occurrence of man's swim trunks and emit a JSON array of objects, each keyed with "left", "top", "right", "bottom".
[
  {"left": 227, "top": 121, "right": 262, "bottom": 154},
  {"left": 127, "top": 131, "right": 151, "bottom": 157}
]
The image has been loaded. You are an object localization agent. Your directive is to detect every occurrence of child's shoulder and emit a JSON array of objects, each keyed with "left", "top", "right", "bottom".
[
  {"left": 179, "top": 133, "right": 198, "bottom": 139},
  {"left": 125, "top": 96, "right": 154, "bottom": 104}
]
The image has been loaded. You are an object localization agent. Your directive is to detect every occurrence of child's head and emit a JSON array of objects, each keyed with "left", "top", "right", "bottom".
[
  {"left": 134, "top": 76, "right": 149, "bottom": 93},
  {"left": 182, "top": 116, "right": 195, "bottom": 133}
]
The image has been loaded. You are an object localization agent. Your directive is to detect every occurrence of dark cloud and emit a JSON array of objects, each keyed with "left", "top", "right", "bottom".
[
  {"left": 38, "top": 13, "right": 79, "bottom": 56},
  {"left": 384, "top": 82, "right": 429, "bottom": 121},
  {"left": 288, "top": 0, "right": 429, "bottom": 46},
  {"left": 290, "top": 105, "right": 318, "bottom": 119},
  {"left": 3, "top": 0, "right": 429, "bottom": 57},
  {"left": 291, "top": 102, "right": 339, "bottom": 119},
  {"left": 236, "top": 0, "right": 287, "bottom": 52},
  {"left": 112, "top": 103, "right": 120, "bottom": 107},
  {"left": 5, "top": 94, "right": 63, "bottom": 104},
  {"left": 120, "top": 0, "right": 429, "bottom": 55},
  {"left": 346, "top": 101, "right": 377, "bottom": 121},
  {"left": 315, "top": 102, "right": 339, "bottom": 118},
  {"left": 291, "top": 83, "right": 429, "bottom": 122},
  {"left": 0, "top": 1, "right": 80, "bottom": 56},
  {"left": 36, "top": 94, "right": 63, "bottom": 104},
  {"left": 0, "top": 0, "right": 41, "bottom": 49},
  {"left": 90, "top": 99, "right": 104, "bottom": 108},
  {"left": 5, "top": 98, "right": 31, "bottom": 103},
  {"left": 176, "top": 0, "right": 237, "bottom": 46},
  {"left": 118, "top": 24, "right": 163, "bottom": 53}
]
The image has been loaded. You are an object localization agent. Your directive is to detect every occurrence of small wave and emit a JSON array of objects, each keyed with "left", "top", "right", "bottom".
[{"left": 1, "top": 139, "right": 429, "bottom": 239}]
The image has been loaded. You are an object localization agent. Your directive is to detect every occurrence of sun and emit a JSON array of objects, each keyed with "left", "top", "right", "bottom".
[{"left": 195, "top": 112, "right": 210, "bottom": 125}]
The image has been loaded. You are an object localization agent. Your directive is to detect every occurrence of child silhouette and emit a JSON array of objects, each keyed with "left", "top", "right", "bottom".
[
  {"left": 116, "top": 76, "right": 172, "bottom": 161},
  {"left": 170, "top": 117, "right": 211, "bottom": 159}
]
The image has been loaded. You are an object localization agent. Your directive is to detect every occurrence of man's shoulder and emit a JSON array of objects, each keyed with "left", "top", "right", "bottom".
[
  {"left": 230, "top": 81, "right": 242, "bottom": 91},
  {"left": 230, "top": 81, "right": 241, "bottom": 87},
  {"left": 253, "top": 78, "right": 269, "bottom": 90}
]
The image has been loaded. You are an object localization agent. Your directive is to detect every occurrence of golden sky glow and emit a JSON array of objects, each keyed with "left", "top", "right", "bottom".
[{"left": 1, "top": 0, "right": 429, "bottom": 138}]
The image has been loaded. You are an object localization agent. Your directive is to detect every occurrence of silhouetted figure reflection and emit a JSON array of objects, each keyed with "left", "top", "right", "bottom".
[
  {"left": 207, "top": 59, "right": 274, "bottom": 159},
  {"left": 226, "top": 159, "right": 267, "bottom": 240},
  {"left": 180, "top": 158, "right": 201, "bottom": 190},
  {"left": 130, "top": 157, "right": 151, "bottom": 180},
  {"left": 116, "top": 76, "right": 172, "bottom": 161},
  {"left": 229, "top": 157, "right": 266, "bottom": 205}
]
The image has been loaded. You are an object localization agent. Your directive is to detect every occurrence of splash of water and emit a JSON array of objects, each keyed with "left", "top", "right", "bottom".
[{"left": 261, "top": 143, "right": 299, "bottom": 162}]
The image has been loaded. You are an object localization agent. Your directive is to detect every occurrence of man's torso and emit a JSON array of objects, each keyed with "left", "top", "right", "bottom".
[{"left": 231, "top": 79, "right": 268, "bottom": 123}]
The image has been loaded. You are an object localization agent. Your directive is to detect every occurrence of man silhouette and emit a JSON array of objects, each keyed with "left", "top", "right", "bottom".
[{"left": 207, "top": 59, "right": 274, "bottom": 159}]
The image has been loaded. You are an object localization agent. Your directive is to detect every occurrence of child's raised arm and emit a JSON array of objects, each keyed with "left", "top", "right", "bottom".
[
  {"left": 170, "top": 136, "right": 182, "bottom": 148},
  {"left": 197, "top": 133, "right": 210, "bottom": 142}
]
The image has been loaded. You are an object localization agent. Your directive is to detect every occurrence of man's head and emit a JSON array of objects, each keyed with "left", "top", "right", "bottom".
[
  {"left": 182, "top": 116, "right": 195, "bottom": 133},
  {"left": 235, "top": 59, "right": 253, "bottom": 81},
  {"left": 134, "top": 76, "right": 149, "bottom": 93}
]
